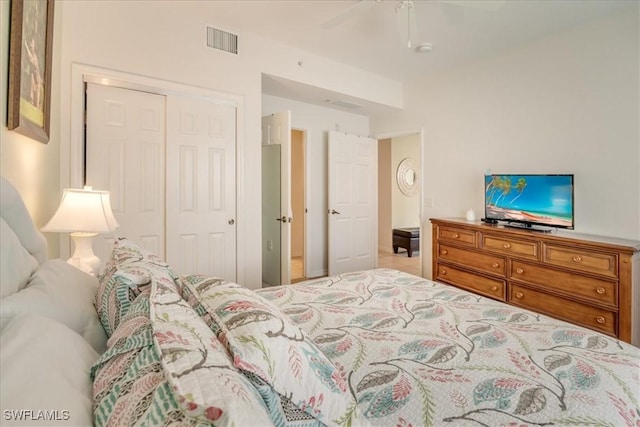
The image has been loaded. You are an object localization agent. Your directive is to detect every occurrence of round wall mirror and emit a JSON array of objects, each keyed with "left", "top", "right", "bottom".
[{"left": 397, "top": 158, "right": 418, "bottom": 197}]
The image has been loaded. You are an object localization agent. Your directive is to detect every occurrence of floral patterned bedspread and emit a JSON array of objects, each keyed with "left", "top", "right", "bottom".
[{"left": 256, "top": 268, "right": 640, "bottom": 426}]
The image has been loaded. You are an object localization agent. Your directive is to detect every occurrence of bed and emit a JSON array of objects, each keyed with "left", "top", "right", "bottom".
[{"left": 1, "top": 175, "right": 639, "bottom": 426}]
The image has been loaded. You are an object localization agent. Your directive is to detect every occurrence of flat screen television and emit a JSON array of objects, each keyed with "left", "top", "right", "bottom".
[{"left": 484, "top": 174, "right": 574, "bottom": 230}]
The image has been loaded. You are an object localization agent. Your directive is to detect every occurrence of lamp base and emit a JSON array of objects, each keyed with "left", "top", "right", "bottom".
[{"left": 67, "top": 232, "right": 100, "bottom": 275}]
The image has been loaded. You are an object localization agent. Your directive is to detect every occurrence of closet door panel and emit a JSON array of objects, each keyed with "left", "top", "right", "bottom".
[
  {"left": 86, "top": 83, "right": 166, "bottom": 266},
  {"left": 85, "top": 83, "right": 237, "bottom": 280},
  {"left": 166, "top": 96, "right": 236, "bottom": 279}
]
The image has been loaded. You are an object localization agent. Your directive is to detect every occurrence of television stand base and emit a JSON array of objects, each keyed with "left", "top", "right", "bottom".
[
  {"left": 503, "top": 222, "right": 553, "bottom": 233},
  {"left": 481, "top": 217, "right": 498, "bottom": 224}
]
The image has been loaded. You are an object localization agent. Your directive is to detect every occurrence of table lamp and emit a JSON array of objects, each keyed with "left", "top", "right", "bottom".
[{"left": 42, "top": 186, "right": 119, "bottom": 275}]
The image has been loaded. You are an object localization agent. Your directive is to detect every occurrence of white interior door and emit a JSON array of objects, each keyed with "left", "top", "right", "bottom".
[
  {"left": 328, "top": 131, "right": 377, "bottom": 275},
  {"left": 261, "top": 111, "right": 291, "bottom": 286},
  {"left": 262, "top": 144, "right": 281, "bottom": 286},
  {"left": 85, "top": 83, "right": 166, "bottom": 265},
  {"left": 165, "top": 95, "right": 237, "bottom": 279}
]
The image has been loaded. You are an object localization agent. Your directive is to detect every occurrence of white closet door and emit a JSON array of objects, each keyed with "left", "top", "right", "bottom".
[
  {"left": 165, "top": 96, "right": 237, "bottom": 280},
  {"left": 85, "top": 83, "right": 166, "bottom": 265}
]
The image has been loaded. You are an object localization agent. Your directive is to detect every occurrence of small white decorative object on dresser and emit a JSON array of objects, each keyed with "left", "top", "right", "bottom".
[
  {"left": 42, "top": 186, "right": 119, "bottom": 275},
  {"left": 465, "top": 208, "right": 476, "bottom": 221}
]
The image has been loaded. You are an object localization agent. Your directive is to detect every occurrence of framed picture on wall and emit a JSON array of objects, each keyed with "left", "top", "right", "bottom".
[{"left": 8, "top": 0, "right": 55, "bottom": 144}]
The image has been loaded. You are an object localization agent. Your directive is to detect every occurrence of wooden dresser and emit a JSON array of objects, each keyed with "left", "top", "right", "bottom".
[{"left": 431, "top": 218, "right": 640, "bottom": 346}]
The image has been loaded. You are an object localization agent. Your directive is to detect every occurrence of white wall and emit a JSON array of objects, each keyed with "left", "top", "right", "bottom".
[
  {"left": 44, "top": 2, "right": 400, "bottom": 289},
  {"left": 0, "top": 0, "right": 61, "bottom": 258},
  {"left": 372, "top": 9, "right": 640, "bottom": 279},
  {"left": 262, "top": 94, "right": 370, "bottom": 278},
  {"left": 391, "top": 135, "right": 421, "bottom": 229},
  {"left": 5, "top": 2, "right": 636, "bottom": 285}
]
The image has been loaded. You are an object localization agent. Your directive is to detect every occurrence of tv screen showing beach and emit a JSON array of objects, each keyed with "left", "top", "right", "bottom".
[{"left": 484, "top": 175, "right": 574, "bottom": 228}]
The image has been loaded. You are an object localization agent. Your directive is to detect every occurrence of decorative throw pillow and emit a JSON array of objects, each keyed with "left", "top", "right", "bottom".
[
  {"left": 180, "top": 274, "right": 239, "bottom": 334},
  {"left": 151, "top": 276, "right": 274, "bottom": 426},
  {"left": 93, "top": 269, "right": 275, "bottom": 427},
  {"left": 95, "top": 237, "right": 178, "bottom": 336},
  {"left": 181, "top": 278, "right": 362, "bottom": 427},
  {"left": 92, "top": 279, "right": 186, "bottom": 427}
]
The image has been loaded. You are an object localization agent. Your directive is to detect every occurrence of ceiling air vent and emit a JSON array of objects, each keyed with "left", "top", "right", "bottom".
[
  {"left": 326, "top": 99, "right": 363, "bottom": 110},
  {"left": 206, "top": 26, "right": 238, "bottom": 55}
]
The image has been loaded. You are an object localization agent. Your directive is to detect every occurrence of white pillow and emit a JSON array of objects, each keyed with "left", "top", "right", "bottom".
[
  {"left": 0, "top": 314, "right": 98, "bottom": 426},
  {"left": 0, "top": 259, "right": 107, "bottom": 353},
  {"left": 0, "top": 176, "right": 47, "bottom": 265},
  {"left": 0, "top": 219, "right": 39, "bottom": 298}
]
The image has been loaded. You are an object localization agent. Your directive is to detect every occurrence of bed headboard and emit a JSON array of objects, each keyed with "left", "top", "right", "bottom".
[{"left": 0, "top": 176, "right": 48, "bottom": 298}]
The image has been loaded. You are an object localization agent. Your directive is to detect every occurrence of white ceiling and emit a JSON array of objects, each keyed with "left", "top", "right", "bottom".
[{"left": 202, "top": 0, "right": 635, "bottom": 115}]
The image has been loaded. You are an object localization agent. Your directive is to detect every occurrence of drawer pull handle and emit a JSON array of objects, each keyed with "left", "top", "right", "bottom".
[
  {"left": 441, "top": 249, "right": 448, "bottom": 255},
  {"left": 572, "top": 256, "right": 582, "bottom": 263},
  {"left": 453, "top": 233, "right": 460, "bottom": 238},
  {"left": 515, "top": 292, "right": 524, "bottom": 299},
  {"left": 596, "top": 316, "right": 605, "bottom": 324},
  {"left": 491, "top": 286, "right": 499, "bottom": 291},
  {"left": 516, "top": 268, "right": 524, "bottom": 275},
  {"left": 440, "top": 270, "right": 447, "bottom": 275},
  {"left": 596, "top": 287, "right": 605, "bottom": 295},
  {"left": 503, "top": 243, "right": 511, "bottom": 249},
  {"left": 492, "top": 262, "right": 499, "bottom": 268}
]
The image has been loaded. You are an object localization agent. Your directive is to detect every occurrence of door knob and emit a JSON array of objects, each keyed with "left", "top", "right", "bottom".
[
  {"left": 288, "top": 216, "right": 293, "bottom": 223},
  {"left": 276, "top": 216, "right": 287, "bottom": 222},
  {"left": 330, "top": 209, "right": 341, "bottom": 215},
  {"left": 228, "top": 219, "right": 235, "bottom": 225}
]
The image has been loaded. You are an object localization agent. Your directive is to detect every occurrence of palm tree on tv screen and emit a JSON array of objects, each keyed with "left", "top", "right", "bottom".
[
  {"left": 486, "top": 176, "right": 528, "bottom": 208},
  {"left": 509, "top": 178, "right": 527, "bottom": 204}
]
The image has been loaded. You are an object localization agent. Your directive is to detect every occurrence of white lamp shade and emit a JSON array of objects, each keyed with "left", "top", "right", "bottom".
[{"left": 42, "top": 187, "right": 119, "bottom": 234}]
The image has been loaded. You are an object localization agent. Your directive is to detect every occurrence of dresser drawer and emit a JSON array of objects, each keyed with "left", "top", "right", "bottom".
[
  {"left": 436, "top": 263, "right": 505, "bottom": 301},
  {"left": 509, "top": 261, "right": 617, "bottom": 307},
  {"left": 543, "top": 244, "right": 617, "bottom": 279},
  {"left": 509, "top": 284, "right": 616, "bottom": 336},
  {"left": 438, "top": 226, "right": 476, "bottom": 247},
  {"left": 438, "top": 244, "right": 505, "bottom": 277},
  {"left": 482, "top": 234, "right": 539, "bottom": 260}
]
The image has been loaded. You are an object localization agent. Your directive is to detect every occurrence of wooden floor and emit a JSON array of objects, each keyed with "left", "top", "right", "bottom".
[
  {"left": 377, "top": 249, "right": 421, "bottom": 277},
  {"left": 290, "top": 250, "right": 422, "bottom": 284},
  {"left": 291, "top": 256, "right": 306, "bottom": 283}
]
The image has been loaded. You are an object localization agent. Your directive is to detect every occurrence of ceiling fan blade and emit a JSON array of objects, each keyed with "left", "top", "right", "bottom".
[{"left": 321, "top": 0, "right": 379, "bottom": 29}]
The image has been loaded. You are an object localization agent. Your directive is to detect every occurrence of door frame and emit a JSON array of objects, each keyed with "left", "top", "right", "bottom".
[
  {"left": 373, "top": 128, "right": 425, "bottom": 277},
  {"left": 66, "top": 63, "right": 247, "bottom": 283}
]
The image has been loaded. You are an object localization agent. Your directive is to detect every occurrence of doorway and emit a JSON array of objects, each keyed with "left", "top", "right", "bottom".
[
  {"left": 261, "top": 113, "right": 308, "bottom": 286},
  {"left": 377, "top": 132, "right": 422, "bottom": 277},
  {"left": 261, "top": 111, "right": 291, "bottom": 287},
  {"left": 290, "top": 129, "right": 306, "bottom": 283}
]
